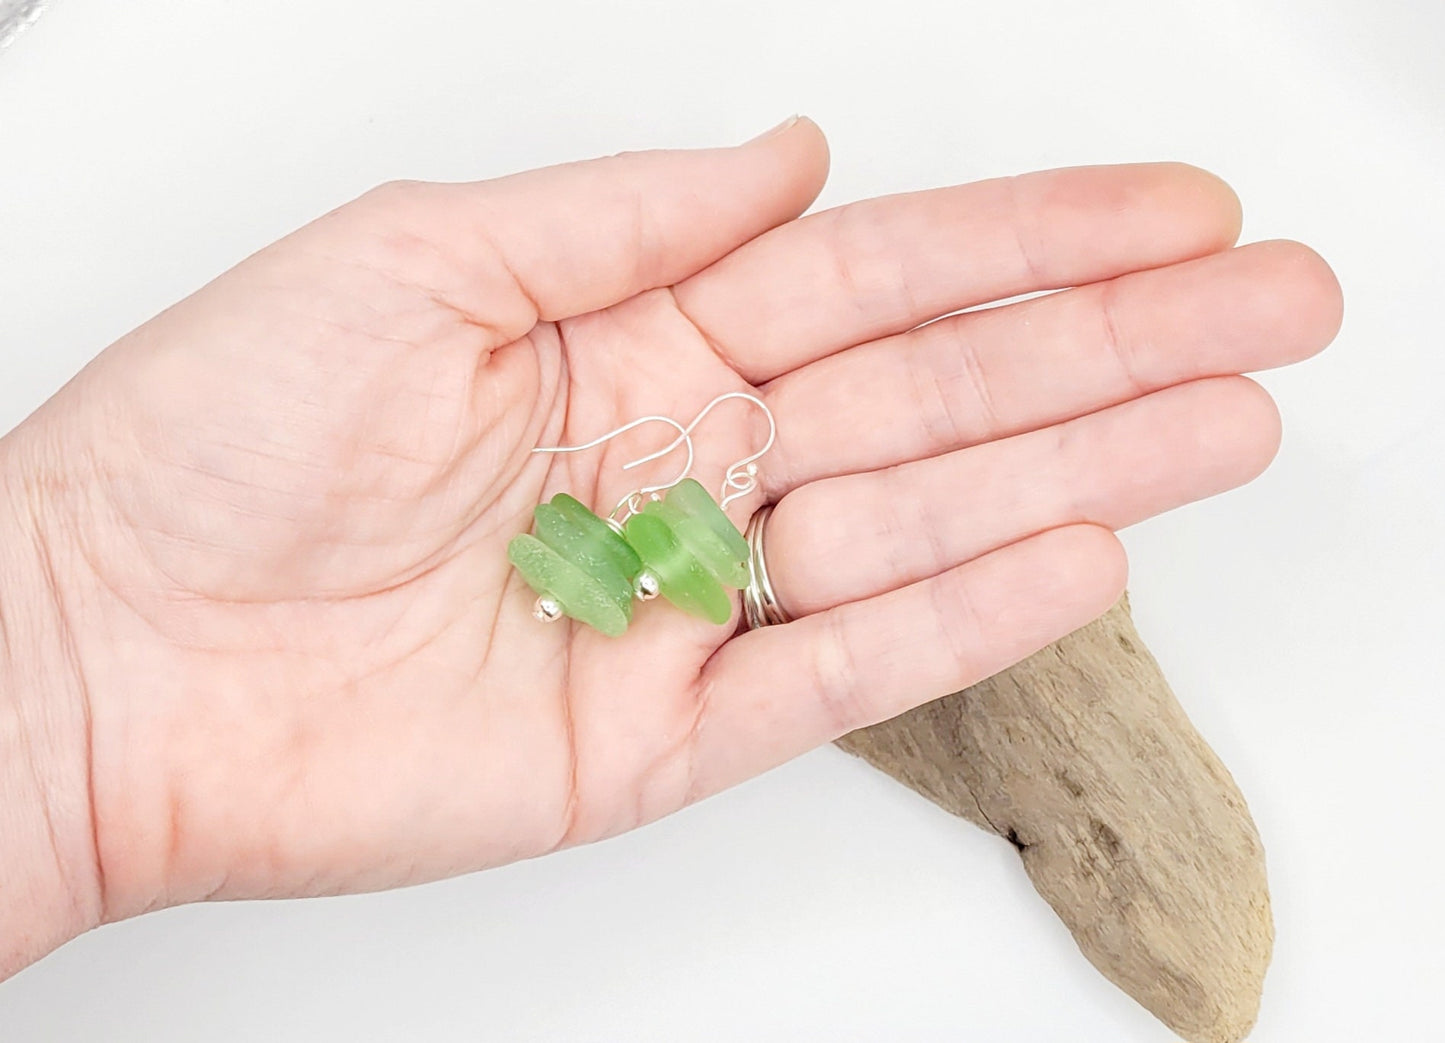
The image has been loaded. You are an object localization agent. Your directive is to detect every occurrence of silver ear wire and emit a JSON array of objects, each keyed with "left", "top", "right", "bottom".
[
  {"left": 529, "top": 390, "right": 774, "bottom": 522},
  {"left": 641, "top": 391, "right": 776, "bottom": 510},
  {"left": 530, "top": 414, "right": 696, "bottom": 524},
  {"left": 713, "top": 392, "right": 775, "bottom": 509}
]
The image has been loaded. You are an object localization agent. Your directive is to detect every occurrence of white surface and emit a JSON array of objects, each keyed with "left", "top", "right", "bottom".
[
  {"left": 0, "top": 2, "right": 51, "bottom": 53},
  {"left": 1, "top": 1, "right": 1441, "bottom": 1040}
]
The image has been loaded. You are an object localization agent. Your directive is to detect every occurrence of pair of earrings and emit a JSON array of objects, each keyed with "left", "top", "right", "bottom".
[{"left": 506, "top": 392, "right": 774, "bottom": 637}]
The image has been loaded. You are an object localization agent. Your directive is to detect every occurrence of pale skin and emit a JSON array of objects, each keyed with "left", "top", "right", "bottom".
[{"left": 0, "top": 117, "right": 1342, "bottom": 979}]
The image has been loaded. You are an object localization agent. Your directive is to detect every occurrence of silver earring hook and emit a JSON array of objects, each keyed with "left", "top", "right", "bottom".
[
  {"left": 714, "top": 392, "right": 776, "bottom": 509},
  {"left": 639, "top": 391, "right": 776, "bottom": 510},
  {"left": 531, "top": 415, "right": 696, "bottom": 524}
]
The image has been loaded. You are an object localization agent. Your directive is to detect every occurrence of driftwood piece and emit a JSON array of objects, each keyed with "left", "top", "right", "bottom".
[{"left": 835, "top": 594, "right": 1271, "bottom": 1043}]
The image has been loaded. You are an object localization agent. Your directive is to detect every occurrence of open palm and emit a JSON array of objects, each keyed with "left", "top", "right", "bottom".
[{"left": 11, "top": 119, "right": 1340, "bottom": 923}]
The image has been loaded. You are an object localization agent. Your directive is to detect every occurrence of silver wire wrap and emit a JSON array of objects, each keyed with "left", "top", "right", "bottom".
[
  {"left": 529, "top": 415, "right": 695, "bottom": 525},
  {"left": 629, "top": 391, "right": 777, "bottom": 510},
  {"left": 742, "top": 504, "right": 791, "bottom": 629}
]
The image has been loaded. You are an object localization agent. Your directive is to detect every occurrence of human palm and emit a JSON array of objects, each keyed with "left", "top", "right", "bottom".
[{"left": 7, "top": 119, "right": 1340, "bottom": 925}]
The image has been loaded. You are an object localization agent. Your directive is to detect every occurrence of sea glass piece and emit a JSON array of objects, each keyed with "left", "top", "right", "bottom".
[
  {"left": 623, "top": 511, "right": 733, "bottom": 624},
  {"left": 665, "top": 478, "right": 749, "bottom": 563},
  {"left": 548, "top": 493, "right": 642, "bottom": 580},
  {"left": 532, "top": 502, "right": 634, "bottom": 609},
  {"left": 642, "top": 498, "right": 749, "bottom": 589},
  {"left": 506, "top": 534, "right": 630, "bottom": 637}
]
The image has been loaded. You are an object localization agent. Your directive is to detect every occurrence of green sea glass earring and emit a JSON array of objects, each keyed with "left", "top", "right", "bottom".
[{"left": 507, "top": 392, "right": 775, "bottom": 636}]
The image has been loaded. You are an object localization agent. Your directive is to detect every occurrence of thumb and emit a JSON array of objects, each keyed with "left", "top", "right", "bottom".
[{"left": 329, "top": 117, "right": 830, "bottom": 348}]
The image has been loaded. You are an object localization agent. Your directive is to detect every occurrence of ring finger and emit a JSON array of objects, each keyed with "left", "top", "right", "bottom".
[{"left": 763, "top": 374, "right": 1278, "bottom": 617}]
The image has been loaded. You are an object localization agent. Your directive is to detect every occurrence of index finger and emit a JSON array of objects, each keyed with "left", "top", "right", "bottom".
[{"left": 672, "top": 163, "right": 1242, "bottom": 383}]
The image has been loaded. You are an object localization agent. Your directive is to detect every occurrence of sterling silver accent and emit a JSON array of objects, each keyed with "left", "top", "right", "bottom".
[
  {"left": 742, "top": 504, "right": 791, "bottom": 629},
  {"left": 633, "top": 570, "right": 661, "bottom": 601}
]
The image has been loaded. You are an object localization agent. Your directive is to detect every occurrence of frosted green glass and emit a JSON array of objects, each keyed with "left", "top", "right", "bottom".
[
  {"left": 665, "top": 479, "right": 749, "bottom": 563},
  {"left": 548, "top": 493, "right": 642, "bottom": 580},
  {"left": 623, "top": 511, "right": 733, "bottom": 625},
  {"left": 642, "top": 499, "right": 749, "bottom": 589},
  {"left": 532, "top": 502, "right": 633, "bottom": 608},
  {"left": 506, "top": 534, "right": 631, "bottom": 637},
  {"left": 508, "top": 480, "right": 746, "bottom": 634}
]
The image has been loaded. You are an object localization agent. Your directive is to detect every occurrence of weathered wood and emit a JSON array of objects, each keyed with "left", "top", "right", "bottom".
[{"left": 836, "top": 594, "right": 1271, "bottom": 1043}]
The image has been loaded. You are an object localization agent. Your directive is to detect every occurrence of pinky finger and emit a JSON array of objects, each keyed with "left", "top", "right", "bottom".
[{"left": 690, "top": 524, "right": 1128, "bottom": 799}]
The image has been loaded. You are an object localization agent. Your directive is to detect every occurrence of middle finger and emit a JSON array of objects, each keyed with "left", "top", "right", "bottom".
[{"left": 760, "top": 239, "right": 1340, "bottom": 496}]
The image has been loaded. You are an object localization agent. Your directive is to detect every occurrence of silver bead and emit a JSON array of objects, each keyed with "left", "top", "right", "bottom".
[
  {"left": 634, "top": 570, "right": 661, "bottom": 601},
  {"left": 532, "top": 596, "right": 564, "bottom": 623}
]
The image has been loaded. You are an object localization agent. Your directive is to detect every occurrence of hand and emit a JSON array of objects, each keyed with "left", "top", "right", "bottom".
[{"left": 0, "top": 118, "right": 1341, "bottom": 972}]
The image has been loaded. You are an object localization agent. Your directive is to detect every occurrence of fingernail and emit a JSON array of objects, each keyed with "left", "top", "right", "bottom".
[{"left": 747, "top": 115, "right": 802, "bottom": 143}]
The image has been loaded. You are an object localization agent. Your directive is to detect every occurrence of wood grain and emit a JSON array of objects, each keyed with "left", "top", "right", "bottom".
[{"left": 836, "top": 594, "right": 1271, "bottom": 1042}]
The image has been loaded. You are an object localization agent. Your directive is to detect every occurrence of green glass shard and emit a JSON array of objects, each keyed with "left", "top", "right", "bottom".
[
  {"left": 642, "top": 499, "right": 749, "bottom": 589},
  {"left": 665, "top": 479, "right": 749, "bottom": 563},
  {"left": 532, "top": 502, "right": 633, "bottom": 609},
  {"left": 506, "top": 533, "right": 630, "bottom": 637},
  {"left": 623, "top": 511, "right": 733, "bottom": 625},
  {"left": 547, "top": 493, "right": 642, "bottom": 579}
]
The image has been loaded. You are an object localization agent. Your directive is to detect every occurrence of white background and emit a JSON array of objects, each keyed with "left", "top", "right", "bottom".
[{"left": 1, "top": 1, "right": 1441, "bottom": 1039}]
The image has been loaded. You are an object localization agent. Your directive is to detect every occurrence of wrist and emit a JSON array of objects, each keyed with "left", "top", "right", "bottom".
[{"left": 0, "top": 437, "right": 103, "bottom": 980}]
